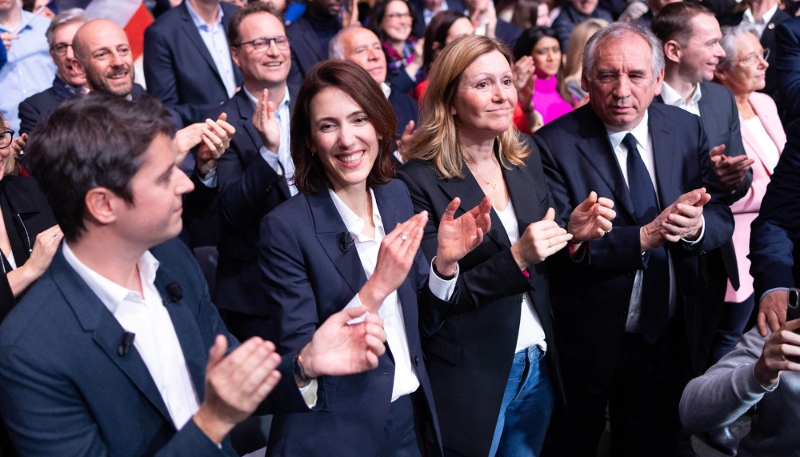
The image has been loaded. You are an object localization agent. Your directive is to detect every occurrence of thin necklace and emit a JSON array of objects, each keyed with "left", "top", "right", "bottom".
[{"left": 467, "top": 159, "right": 499, "bottom": 189}]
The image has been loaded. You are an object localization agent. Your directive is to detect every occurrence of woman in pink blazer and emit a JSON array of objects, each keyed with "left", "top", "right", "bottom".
[{"left": 712, "top": 23, "right": 787, "bottom": 361}]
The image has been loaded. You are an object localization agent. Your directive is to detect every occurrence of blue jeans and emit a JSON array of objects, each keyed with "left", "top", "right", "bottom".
[{"left": 488, "top": 345, "right": 554, "bottom": 457}]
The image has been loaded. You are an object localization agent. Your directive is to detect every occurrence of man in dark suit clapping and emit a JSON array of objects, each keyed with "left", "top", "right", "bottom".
[{"left": 533, "top": 21, "right": 734, "bottom": 457}]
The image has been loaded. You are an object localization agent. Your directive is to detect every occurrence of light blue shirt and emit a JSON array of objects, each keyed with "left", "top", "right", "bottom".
[
  {"left": 243, "top": 86, "right": 296, "bottom": 196},
  {"left": 185, "top": 1, "right": 236, "bottom": 98},
  {"left": 0, "top": 11, "right": 56, "bottom": 133}
]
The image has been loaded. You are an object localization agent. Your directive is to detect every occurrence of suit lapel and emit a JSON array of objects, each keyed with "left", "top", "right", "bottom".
[
  {"left": 309, "top": 192, "right": 368, "bottom": 295},
  {"left": 503, "top": 162, "right": 541, "bottom": 230},
  {"left": 437, "top": 162, "right": 508, "bottom": 248},
  {"left": 50, "top": 249, "right": 173, "bottom": 425},
  {"left": 236, "top": 92, "right": 291, "bottom": 199},
  {"left": 573, "top": 111, "right": 637, "bottom": 220},
  {"left": 179, "top": 3, "right": 223, "bottom": 84},
  {"left": 740, "top": 114, "right": 771, "bottom": 175},
  {"left": 648, "top": 108, "right": 677, "bottom": 208}
]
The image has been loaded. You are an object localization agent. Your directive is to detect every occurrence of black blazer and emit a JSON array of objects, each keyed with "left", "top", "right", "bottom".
[
  {"left": 719, "top": 8, "right": 790, "bottom": 104},
  {"left": 212, "top": 88, "right": 296, "bottom": 320},
  {"left": 396, "top": 137, "right": 566, "bottom": 457},
  {"left": 534, "top": 103, "right": 734, "bottom": 383},
  {"left": 286, "top": 14, "right": 335, "bottom": 86},
  {"left": 389, "top": 88, "right": 419, "bottom": 138},
  {"left": 258, "top": 179, "right": 445, "bottom": 456},
  {"left": 750, "top": 118, "right": 800, "bottom": 301},
  {"left": 143, "top": 1, "right": 243, "bottom": 126},
  {"left": 18, "top": 87, "right": 61, "bottom": 136}
]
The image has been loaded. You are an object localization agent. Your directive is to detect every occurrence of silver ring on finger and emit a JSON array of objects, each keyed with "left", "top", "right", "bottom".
[
  {"left": 548, "top": 239, "right": 552, "bottom": 249},
  {"left": 53, "top": 235, "right": 59, "bottom": 239},
  {"left": 399, "top": 233, "right": 408, "bottom": 241}
]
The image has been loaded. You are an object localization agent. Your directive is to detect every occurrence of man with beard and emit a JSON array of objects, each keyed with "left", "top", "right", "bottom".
[{"left": 18, "top": 9, "right": 88, "bottom": 136}]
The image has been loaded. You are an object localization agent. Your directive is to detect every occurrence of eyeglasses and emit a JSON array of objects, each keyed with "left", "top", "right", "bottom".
[
  {"left": 234, "top": 36, "right": 290, "bottom": 52},
  {"left": 386, "top": 12, "right": 412, "bottom": 20},
  {"left": 50, "top": 43, "right": 73, "bottom": 56},
  {"left": 736, "top": 48, "right": 770, "bottom": 66},
  {"left": 0, "top": 130, "right": 13, "bottom": 149}
]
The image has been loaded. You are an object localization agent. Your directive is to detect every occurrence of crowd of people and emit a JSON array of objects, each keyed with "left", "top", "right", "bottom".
[{"left": 1, "top": 0, "right": 800, "bottom": 456}]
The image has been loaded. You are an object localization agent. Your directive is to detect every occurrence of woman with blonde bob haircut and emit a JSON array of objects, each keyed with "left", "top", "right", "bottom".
[
  {"left": 562, "top": 18, "right": 607, "bottom": 101},
  {"left": 398, "top": 34, "right": 615, "bottom": 457}
]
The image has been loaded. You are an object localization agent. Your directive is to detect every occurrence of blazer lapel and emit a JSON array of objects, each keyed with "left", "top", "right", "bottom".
[
  {"left": 236, "top": 93, "right": 291, "bottom": 199},
  {"left": 308, "top": 192, "right": 368, "bottom": 295},
  {"left": 740, "top": 115, "right": 771, "bottom": 175},
  {"left": 648, "top": 109, "right": 677, "bottom": 208},
  {"left": 50, "top": 249, "right": 172, "bottom": 425},
  {"left": 179, "top": 3, "right": 223, "bottom": 84},
  {"left": 503, "top": 162, "right": 541, "bottom": 230},
  {"left": 437, "top": 162, "right": 508, "bottom": 248}
]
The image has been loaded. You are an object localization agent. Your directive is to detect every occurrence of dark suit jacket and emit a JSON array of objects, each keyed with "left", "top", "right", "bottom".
[
  {"left": 533, "top": 103, "right": 734, "bottom": 386},
  {"left": 0, "top": 238, "right": 312, "bottom": 456},
  {"left": 494, "top": 20, "right": 524, "bottom": 52},
  {"left": 552, "top": 3, "right": 613, "bottom": 51},
  {"left": 749, "top": 118, "right": 800, "bottom": 300},
  {"left": 720, "top": 8, "right": 790, "bottom": 104},
  {"left": 144, "top": 1, "right": 243, "bottom": 126},
  {"left": 389, "top": 88, "right": 418, "bottom": 138},
  {"left": 259, "top": 180, "right": 445, "bottom": 456},
  {"left": 18, "top": 87, "right": 60, "bottom": 136},
  {"left": 286, "top": 14, "right": 337, "bottom": 86},
  {"left": 411, "top": 0, "right": 467, "bottom": 38},
  {"left": 396, "top": 138, "right": 566, "bottom": 457},
  {"left": 212, "top": 88, "right": 296, "bottom": 320},
  {"left": 777, "top": 17, "right": 800, "bottom": 124}
]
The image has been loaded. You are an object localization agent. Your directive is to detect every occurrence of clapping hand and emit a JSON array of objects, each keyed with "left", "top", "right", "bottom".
[
  {"left": 511, "top": 208, "right": 572, "bottom": 268},
  {"left": 567, "top": 191, "right": 616, "bottom": 242},
  {"left": 196, "top": 113, "right": 236, "bottom": 175},
  {"left": 640, "top": 188, "right": 710, "bottom": 251},
  {"left": 434, "top": 197, "right": 492, "bottom": 275},
  {"left": 709, "top": 144, "right": 754, "bottom": 191}
]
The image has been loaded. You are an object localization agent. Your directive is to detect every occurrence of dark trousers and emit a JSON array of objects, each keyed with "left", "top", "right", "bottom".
[
  {"left": 220, "top": 309, "right": 275, "bottom": 343},
  {"left": 563, "top": 318, "right": 689, "bottom": 457},
  {"left": 377, "top": 394, "right": 424, "bottom": 457}
]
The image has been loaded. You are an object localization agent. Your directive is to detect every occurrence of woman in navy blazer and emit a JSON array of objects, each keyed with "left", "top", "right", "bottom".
[
  {"left": 258, "top": 60, "right": 491, "bottom": 457},
  {"left": 398, "top": 35, "right": 614, "bottom": 457}
]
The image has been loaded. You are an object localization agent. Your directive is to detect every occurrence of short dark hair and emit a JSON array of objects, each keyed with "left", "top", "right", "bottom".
[
  {"left": 227, "top": 2, "right": 285, "bottom": 46},
  {"left": 513, "top": 26, "right": 559, "bottom": 60},
  {"left": 651, "top": 2, "right": 713, "bottom": 47},
  {"left": 367, "top": 0, "right": 419, "bottom": 42},
  {"left": 26, "top": 93, "right": 176, "bottom": 241},
  {"left": 423, "top": 10, "right": 467, "bottom": 72},
  {"left": 291, "top": 60, "right": 397, "bottom": 194}
]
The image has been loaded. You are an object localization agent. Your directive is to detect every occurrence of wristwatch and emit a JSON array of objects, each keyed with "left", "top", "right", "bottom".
[
  {"left": 293, "top": 353, "right": 311, "bottom": 385},
  {"left": 788, "top": 288, "right": 800, "bottom": 310}
]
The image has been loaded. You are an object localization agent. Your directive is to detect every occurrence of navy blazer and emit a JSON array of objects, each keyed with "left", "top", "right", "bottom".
[
  {"left": 286, "top": 14, "right": 336, "bottom": 86},
  {"left": 144, "top": 1, "right": 243, "bottom": 126},
  {"left": 777, "top": 17, "right": 800, "bottom": 124},
  {"left": 212, "top": 88, "right": 296, "bottom": 320},
  {"left": 0, "top": 238, "right": 312, "bottom": 456},
  {"left": 397, "top": 138, "right": 566, "bottom": 457},
  {"left": 494, "top": 20, "right": 523, "bottom": 52},
  {"left": 750, "top": 118, "right": 800, "bottom": 300},
  {"left": 259, "top": 180, "right": 445, "bottom": 456},
  {"left": 389, "top": 88, "right": 419, "bottom": 139},
  {"left": 18, "top": 87, "right": 61, "bottom": 136},
  {"left": 534, "top": 103, "right": 734, "bottom": 385}
]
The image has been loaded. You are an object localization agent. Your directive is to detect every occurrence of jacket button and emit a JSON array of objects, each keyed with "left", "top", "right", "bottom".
[
  {"left": 619, "top": 310, "right": 628, "bottom": 318},
  {"left": 414, "top": 356, "right": 419, "bottom": 366}
]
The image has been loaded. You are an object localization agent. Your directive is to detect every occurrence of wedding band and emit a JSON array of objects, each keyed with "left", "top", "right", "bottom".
[
  {"left": 444, "top": 210, "right": 454, "bottom": 217},
  {"left": 53, "top": 235, "right": 59, "bottom": 239},
  {"left": 399, "top": 233, "right": 408, "bottom": 241},
  {"left": 607, "top": 227, "right": 612, "bottom": 233},
  {"left": 548, "top": 239, "right": 552, "bottom": 248}
]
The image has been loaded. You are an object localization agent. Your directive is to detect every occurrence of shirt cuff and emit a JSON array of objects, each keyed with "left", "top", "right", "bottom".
[
  {"left": 199, "top": 167, "right": 218, "bottom": 188},
  {"left": 428, "top": 258, "right": 458, "bottom": 301},
  {"left": 681, "top": 215, "right": 705, "bottom": 245},
  {"left": 345, "top": 293, "right": 369, "bottom": 325},
  {"left": 299, "top": 378, "right": 319, "bottom": 408},
  {"left": 259, "top": 145, "right": 281, "bottom": 174},
  {"left": 761, "top": 288, "right": 790, "bottom": 304}
]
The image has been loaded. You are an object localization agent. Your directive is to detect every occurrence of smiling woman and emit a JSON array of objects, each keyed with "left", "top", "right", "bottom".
[{"left": 367, "top": 0, "right": 425, "bottom": 84}]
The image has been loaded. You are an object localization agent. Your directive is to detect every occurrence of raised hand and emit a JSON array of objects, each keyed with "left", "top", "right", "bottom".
[
  {"left": 640, "top": 188, "right": 710, "bottom": 251},
  {"left": 253, "top": 88, "right": 280, "bottom": 153},
  {"left": 299, "top": 306, "right": 388, "bottom": 379},
  {"left": 511, "top": 207, "right": 572, "bottom": 269},
  {"left": 753, "top": 317, "right": 800, "bottom": 388},
  {"left": 709, "top": 144, "right": 754, "bottom": 191},
  {"left": 358, "top": 211, "right": 428, "bottom": 312},
  {"left": 398, "top": 120, "right": 416, "bottom": 160},
  {"left": 567, "top": 191, "right": 616, "bottom": 242},
  {"left": 7, "top": 225, "right": 63, "bottom": 297},
  {"left": 196, "top": 113, "right": 236, "bottom": 175},
  {"left": 513, "top": 55, "right": 534, "bottom": 92},
  {"left": 194, "top": 336, "right": 283, "bottom": 444},
  {"left": 434, "top": 197, "right": 491, "bottom": 275},
  {"left": 341, "top": 0, "right": 360, "bottom": 27},
  {"left": 1, "top": 32, "right": 18, "bottom": 51},
  {"left": 758, "top": 289, "right": 788, "bottom": 336}
]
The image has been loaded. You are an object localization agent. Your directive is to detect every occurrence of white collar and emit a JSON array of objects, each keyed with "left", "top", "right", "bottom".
[
  {"left": 328, "top": 188, "right": 383, "bottom": 242},
  {"left": 660, "top": 81, "right": 702, "bottom": 107},
  {"left": 185, "top": 0, "right": 224, "bottom": 29},
  {"left": 605, "top": 110, "right": 649, "bottom": 151},
  {"left": 380, "top": 82, "right": 392, "bottom": 99},
  {"left": 243, "top": 85, "right": 291, "bottom": 109},
  {"left": 62, "top": 242, "right": 160, "bottom": 315},
  {"left": 744, "top": 2, "right": 779, "bottom": 24}
]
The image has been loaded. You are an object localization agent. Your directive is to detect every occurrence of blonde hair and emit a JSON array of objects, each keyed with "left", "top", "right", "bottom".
[
  {"left": 562, "top": 18, "right": 608, "bottom": 87},
  {"left": 405, "top": 35, "right": 530, "bottom": 178}
]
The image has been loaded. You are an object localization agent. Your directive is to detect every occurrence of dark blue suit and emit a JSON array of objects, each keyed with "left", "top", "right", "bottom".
[
  {"left": 259, "top": 180, "right": 445, "bottom": 456},
  {"left": 212, "top": 88, "right": 296, "bottom": 339},
  {"left": 18, "top": 87, "right": 60, "bottom": 136},
  {"left": 777, "top": 17, "right": 800, "bottom": 124},
  {"left": 534, "top": 103, "right": 733, "bottom": 454},
  {"left": 389, "top": 88, "right": 418, "bottom": 139},
  {"left": 144, "top": 1, "right": 243, "bottom": 126},
  {"left": 749, "top": 118, "right": 800, "bottom": 300},
  {"left": 286, "top": 14, "right": 337, "bottom": 86},
  {"left": 0, "top": 238, "right": 312, "bottom": 456}
]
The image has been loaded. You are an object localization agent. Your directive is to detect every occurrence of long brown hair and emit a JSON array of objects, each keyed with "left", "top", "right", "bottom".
[{"left": 405, "top": 35, "right": 530, "bottom": 178}]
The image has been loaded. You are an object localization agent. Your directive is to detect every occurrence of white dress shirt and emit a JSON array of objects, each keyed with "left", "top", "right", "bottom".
[
  {"left": 244, "top": 86, "right": 296, "bottom": 196},
  {"left": 329, "top": 188, "right": 457, "bottom": 401},
  {"left": 62, "top": 243, "right": 199, "bottom": 430},
  {"left": 185, "top": 1, "right": 237, "bottom": 98},
  {"left": 661, "top": 81, "right": 702, "bottom": 117},
  {"left": 494, "top": 202, "right": 547, "bottom": 353},
  {"left": 742, "top": 3, "right": 779, "bottom": 37},
  {"left": 605, "top": 111, "right": 704, "bottom": 332},
  {"left": 423, "top": 1, "right": 449, "bottom": 25}
]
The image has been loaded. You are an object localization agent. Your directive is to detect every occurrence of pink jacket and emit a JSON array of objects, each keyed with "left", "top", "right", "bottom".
[{"left": 726, "top": 92, "right": 787, "bottom": 303}]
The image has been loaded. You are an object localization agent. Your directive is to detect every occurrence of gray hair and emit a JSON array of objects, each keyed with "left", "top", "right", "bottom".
[
  {"left": 328, "top": 25, "right": 363, "bottom": 60},
  {"left": 582, "top": 21, "right": 665, "bottom": 82},
  {"left": 718, "top": 23, "right": 760, "bottom": 71},
  {"left": 46, "top": 8, "right": 90, "bottom": 48}
]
